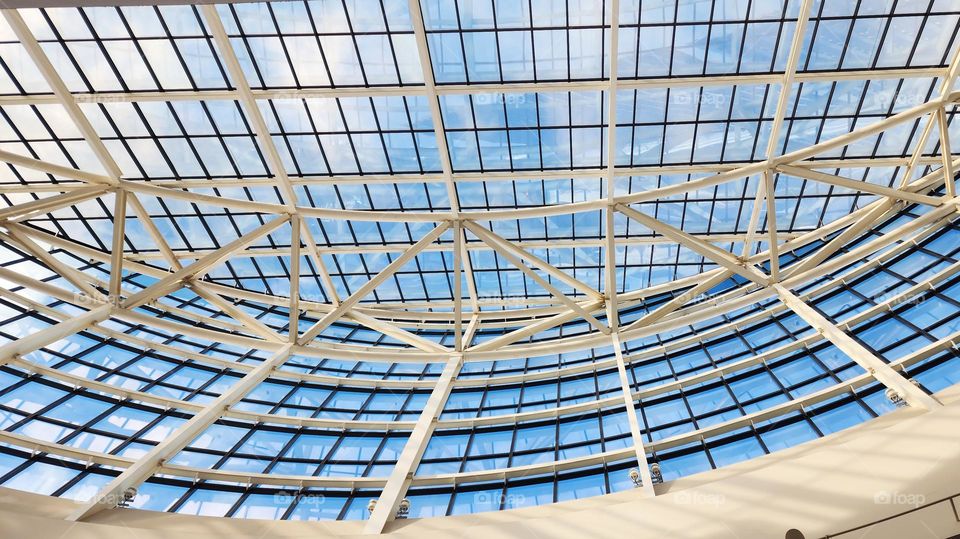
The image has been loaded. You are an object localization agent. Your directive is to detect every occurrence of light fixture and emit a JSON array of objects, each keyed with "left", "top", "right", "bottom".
[
  {"left": 650, "top": 463, "right": 663, "bottom": 484},
  {"left": 885, "top": 388, "right": 907, "bottom": 407},
  {"left": 628, "top": 468, "right": 641, "bottom": 487},
  {"left": 396, "top": 498, "right": 411, "bottom": 519},
  {"left": 367, "top": 499, "right": 378, "bottom": 516},
  {"left": 116, "top": 486, "right": 137, "bottom": 508}
]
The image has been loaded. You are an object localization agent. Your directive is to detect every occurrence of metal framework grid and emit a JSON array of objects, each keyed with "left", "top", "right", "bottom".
[{"left": 0, "top": 0, "right": 958, "bottom": 533}]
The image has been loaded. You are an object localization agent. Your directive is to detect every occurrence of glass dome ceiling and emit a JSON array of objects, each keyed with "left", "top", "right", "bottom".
[{"left": 0, "top": 0, "right": 959, "bottom": 532}]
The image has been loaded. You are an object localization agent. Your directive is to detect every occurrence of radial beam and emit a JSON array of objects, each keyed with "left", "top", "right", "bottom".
[
  {"left": 66, "top": 343, "right": 294, "bottom": 522},
  {"left": 364, "top": 354, "right": 463, "bottom": 534},
  {"left": 611, "top": 333, "right": 655, "bottom": 496},
  {"left": 3, "top": 10, "right": 122, "bottom": 181},
  {"left": 605, "top": 0, "right": 622, "bottom": 331},
  {"left": 406, "top": 0, "right": 479, "bottom": 312},
  {"left": 774, "top": 284, "right": 939, "bottom": 410}
]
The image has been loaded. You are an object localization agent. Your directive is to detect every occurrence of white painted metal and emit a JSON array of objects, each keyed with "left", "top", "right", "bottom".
[
  {"left": 740, "top": 0, "right": 813, "bottom": 260},
  {"left": 0, "top": 186, "right": 108, "bottom": 222},
  {"left": 108, "top": 189, "right": 126, "bottom": 300},
  {"left": 616, "top": 203, "right": 769, "bottom": 285},
  {"left": 66, "top": 344, "right": 295, "bottom": 522},
  {"left": 297, "top": 222, "right": 450, "bottom": 344},
  {"left": 363, "top": 354, "right": 463, "bottom": 534},
  {"left": 121, "top": 216, "right": 291, "bottom": 309},
  {"left": 0, "top": 4, "right": 956, "bottom": 531},
  {"left": 0, "top": 304, "right": 112, "bottom": 366},
  {"left": 775, "top": 284, "right": 940, "bottom": 410}
]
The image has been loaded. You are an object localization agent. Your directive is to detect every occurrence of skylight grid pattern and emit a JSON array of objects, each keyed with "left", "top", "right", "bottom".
[{"left": 0, "top": 0, "right": 959, "bottom": 531}]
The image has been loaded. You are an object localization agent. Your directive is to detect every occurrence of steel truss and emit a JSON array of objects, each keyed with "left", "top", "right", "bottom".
[{"left": 0, "top": 2, "right": 957, "bottom": 532}]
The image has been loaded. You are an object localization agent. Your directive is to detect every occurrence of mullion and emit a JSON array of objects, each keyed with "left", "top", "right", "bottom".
[{"left": 337, "top": 0, "right": 371, "bottom": 87}]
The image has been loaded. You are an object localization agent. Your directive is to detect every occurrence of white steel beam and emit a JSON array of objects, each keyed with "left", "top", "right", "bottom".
[
  {"left": 289, "top": 213, "right": 301, "bottom": 343},
  {"left": 187, "top": 281, "right": 284, "bottom": 343},
  {"left": 937, "top": 106, "right": 956, "bottom": 197},
  {"left": 468, "top": 300, "right": 607, "bottom": 353},
  {"left": 108, "top": 189, "right": 126, "bottom": 300},
  {"left": 0, "top": 67, "right": 944, "bottom": 107},
  {"left": 0, "top": 148, "right": 114, "bottom": 185},
  {"left": 740, "top": 0, "right": 814, "bottom": 260},
  {"left": 453, "top": 220, "right": 464, "bottom": 351},
  {"left": 297, "top": 222, "right": 450, "bottom": 344},
  {"left": 0, "top": 186, "right": 109, "bottom": 222},
  {"left": 3, "top": 10, "right": 122, "bottom": 182},
  {"left": 103, "top": 155, "right": 948, "bottom": 190},
  {"left": 122, "top": 233, "right": 803, "bottom": 260},
  {"left": 344, "top": 310, "right": 448, "bottom": 353},
  {"left": 783, "top": 156, "right": 960, "bottom": 280},
  {"left": 407, "top": 0, "right": 479, "bottom": 313},
  {"left": 763, "top": 170, "right": 781, "bottom": 281},
  {"left": 776, "top": 165, "right": 943, "bottom": 206},
  {"left": 605, "top": 0, "right": 622, "bottom": 332},
  {"left": 624, "top": 270, "right": 733, "bottom": 332},
  {"left": 616, "top": 203, "right": 769, "bottom": 286},
  {"left": 0, "top": 303, "right": 112, "bottom": 367},
  {"left": 66, "top": 344, "right": 295, "bottom": 522},
  {"left": 461, "top": 313, "right": 480, "bottom": 350},
  {"left": 612, "top": 333, "right": 655, "bottom": 496},
  {"left": 125, "top": 191, "right": 182, "bottom": 271},
  {"left": 0, "top": 226, "right": 105, "bottom": 303},
  {"left": 900, "top": 112, "right": 939, "bottom": 188},
  {"left": 122, "top": 216, "right": 290, "bottom": 309},
  {"left": 774, "top": 284, "right": 940, "bottom": 410},
  {"left": 200, "top": 4, "right": 341, "bottom": 307},
  {"left": 363, "top": 354, "right": 463, "bottom": 534},
  {"left": 462, "top": 220, "right": 603, "bottom": 299}
]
